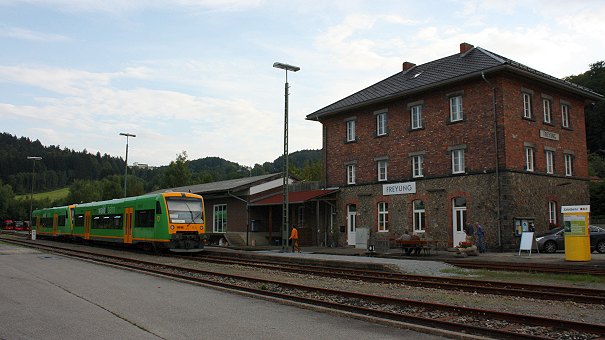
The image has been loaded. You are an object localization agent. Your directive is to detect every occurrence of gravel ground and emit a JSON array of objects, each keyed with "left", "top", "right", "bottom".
[{"left": 251, "top": 251, "right": 460, "bottom": 276}]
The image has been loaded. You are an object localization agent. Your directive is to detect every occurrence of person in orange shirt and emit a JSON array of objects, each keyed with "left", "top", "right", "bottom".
[{"left": 289, "top": 225, "right": 301, "bottom": 253}]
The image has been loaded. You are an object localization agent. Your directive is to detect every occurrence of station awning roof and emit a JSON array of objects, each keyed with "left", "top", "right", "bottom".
[{"left": 250, "top": 189, "right": 338, "bottom": 206}]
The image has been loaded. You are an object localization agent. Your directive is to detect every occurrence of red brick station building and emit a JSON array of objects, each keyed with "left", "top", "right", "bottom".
[{"left": 165, "top": 43, "right": 602, "bottom": 251}]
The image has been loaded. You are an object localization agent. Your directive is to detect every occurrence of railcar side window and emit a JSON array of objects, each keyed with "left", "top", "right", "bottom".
[
  {"left": 113, "top": 214, "right": 122, "bottom": 228},
  {"left": 58, "top": 214, "right": 66, "bottom": 226},
  {"left": 156, "top": 201, "right": 162, "bottom": 214},
  {"left": 91, "top": 215, "right": 124, "bottom": 229},
  {"left": 136, "top": 209, "right": 155, "bottom": 228},
  {"left": 75, "top": 215, "right": 84, "bottom": 227},
  {"left": 92, "top": 216, "right": 100, "bottom": 228}
]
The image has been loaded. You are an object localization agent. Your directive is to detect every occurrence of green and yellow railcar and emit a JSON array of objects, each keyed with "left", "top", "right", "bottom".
[
  {"left": 32, "top": 204, "right": 75, "bottom": 237},
  {"left": 34, "top": 192, "right": 206, "bottom": 252}
]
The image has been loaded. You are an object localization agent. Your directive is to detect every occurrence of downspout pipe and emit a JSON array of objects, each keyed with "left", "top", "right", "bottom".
[{"left": 481, "top": 72, "right": 503, "bottom": 251}]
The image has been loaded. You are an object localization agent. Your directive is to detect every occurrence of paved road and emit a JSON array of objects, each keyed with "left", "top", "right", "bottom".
[{"left": 0, "top": 243, "right": 444, "bottom": 340}]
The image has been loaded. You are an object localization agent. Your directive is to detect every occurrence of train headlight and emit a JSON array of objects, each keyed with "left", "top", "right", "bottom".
[
  {"left": 170, "top": 225, "right": 175, "bottom": 230},
  {"left": 200, "top": 226, "right": 204, "bottom": 230}
]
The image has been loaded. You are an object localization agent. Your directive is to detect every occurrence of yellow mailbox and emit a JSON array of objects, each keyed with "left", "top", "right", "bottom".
[{"left": 561, "top": 205, "right": 591, "bottom": 262}]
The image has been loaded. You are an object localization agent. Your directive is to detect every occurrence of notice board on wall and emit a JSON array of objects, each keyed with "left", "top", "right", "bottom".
[{"left": 518, "top": 232, "right": 538, "bottom": 256}]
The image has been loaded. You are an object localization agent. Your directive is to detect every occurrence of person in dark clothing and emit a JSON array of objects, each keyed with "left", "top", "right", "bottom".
[{"left": 475, "top": 222, "right": 486, "bottom": 253}]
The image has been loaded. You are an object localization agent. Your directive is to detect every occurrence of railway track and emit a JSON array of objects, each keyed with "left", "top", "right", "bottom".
[
  {"left": 179, "top": 253, "right": 605, "bottom": 305},
  {"left": 2, "top": 237, "right": 605, "bottom": 339},
  {"left": 4, "top": 236, "right": 605, "bottom": 305}
]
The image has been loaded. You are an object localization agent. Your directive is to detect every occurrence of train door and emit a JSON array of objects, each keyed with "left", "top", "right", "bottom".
[
  {"left": 452, "top": 197, "right": 467, "bottom": 247},
  {"left": 84, "top": 211, "right": 91, "bottom": 240},
  {"left": 347, "top": 204, "right": 357, "bottom": 246},
  {"left": 69, "top": 206, "right": 75, "bottom": 234},
  {"left": 124, "top": 208, "right": 133, "bottom": 244},
  {"left": 53, "top": 213, "right": 58, "bottom": 237}
]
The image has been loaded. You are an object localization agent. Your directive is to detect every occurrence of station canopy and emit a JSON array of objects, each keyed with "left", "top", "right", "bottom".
[{"left": 250, "top": 189, "right": 338, "bottom": 206}]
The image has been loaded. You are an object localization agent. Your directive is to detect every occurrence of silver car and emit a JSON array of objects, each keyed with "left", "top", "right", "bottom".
[{"left": 536, "top": 226, "right": 605, "bottom": 253}]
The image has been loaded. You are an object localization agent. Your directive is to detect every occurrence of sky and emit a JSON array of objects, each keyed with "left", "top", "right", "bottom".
[{"left": 1, "top": 0, "right": 604, "bottom": 168}]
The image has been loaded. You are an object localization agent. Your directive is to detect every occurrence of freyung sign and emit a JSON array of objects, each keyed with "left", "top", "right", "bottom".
[{"left": 383, "top": 182, "right": 416, "bottom": 196}]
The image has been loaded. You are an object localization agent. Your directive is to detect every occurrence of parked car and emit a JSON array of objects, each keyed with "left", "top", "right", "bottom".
[{"left": 536, "top": 226, "right": 605, "bottom": 253}]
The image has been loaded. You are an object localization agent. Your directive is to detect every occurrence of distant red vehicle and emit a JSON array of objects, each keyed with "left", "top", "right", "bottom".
[
  {"left": 14, "top": 221, "right": 25, "bottom": 231},
  {"left": 3, "top": 220, "right": 15, "bottom": 230}
]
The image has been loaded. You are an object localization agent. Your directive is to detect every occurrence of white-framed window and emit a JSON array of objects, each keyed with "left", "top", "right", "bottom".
[
  {"left": 525, "top": 147, "right": 535, "bottom": 172},
  {"left": 376, "top": 112, "right": 387, "bottom": 136},
  {"left": 451, "top": 149, "right": 465, "bottom": 174},
  {"left": 523, "top": 93, "right": 532, "bottom": 118},
  {"left": 543, "top": 99, "right": 552, "bottom": 123},
  {"left": 449, "top": 96, "right": 463, "bottom": 122},
  {"left": 377, "top": 160, "right": 388, "bottom": 182},
  {"left": 377, "top": 202, "right": 388, "bottom": 232},
  {"left": 561, "top": 104, "right": 570, "bottom": 128},
  {"left": 347, "top": 164, "right": 356, "bottom": 184},
  {"left": 412, "top": 155, "right": 424, "bottom": 178},
  {"left": 548, "top": 201, "right": 557, "bottom": 225},
  {"left": 346, "top": 119, "right": 356, "bottom": 142},
  {"left": 411, "top": 105, "right": 422, "bottom": 129},
  {"left": 213, "top": 204, "right": 227, "bottom": 233},
  {"left": 564, "top": 154, "right": 573, "bottom": 176},
  {"left": 545, "top": 150, "right": 554, "bottom": 174},
  {"left": 413, "top": 200, "right": 425, "bottom": 232}
]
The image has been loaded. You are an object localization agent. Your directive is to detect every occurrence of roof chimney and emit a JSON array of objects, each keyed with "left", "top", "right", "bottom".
[
  {"left": 402, "top": 61, "right": 416, "bottom": 71},
  {"left": 460, "top": 42, "right": 474, "bottom": 54}
]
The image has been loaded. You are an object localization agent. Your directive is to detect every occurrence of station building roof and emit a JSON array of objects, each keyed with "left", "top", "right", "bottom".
[
  {"left": 250, "top": 189, "right": 338, "bottom": 206},
  {"left": 307, "top": 43, "right": 603, "bottom": 120}
]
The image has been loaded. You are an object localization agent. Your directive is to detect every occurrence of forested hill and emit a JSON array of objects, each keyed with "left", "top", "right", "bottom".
[
  {"left": 0, "top": 132, "right": 322, "bottom": 196},
  {"left": 0, "top": 133, "right": 124, "bottom": 194},
  {"left": 565, "top": 61, "right": 605, "bottom": 154}
]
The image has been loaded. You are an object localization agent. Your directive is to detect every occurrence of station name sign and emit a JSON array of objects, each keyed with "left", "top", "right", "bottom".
[
  {"left": 383, "top": 182, "right": 416, "bottom": 196},
  {"left": 561, "top": 205, "right": 590, "bottom": 213},
  {"left": 540, "top": 129, "right": 559, "bottom": 141}
]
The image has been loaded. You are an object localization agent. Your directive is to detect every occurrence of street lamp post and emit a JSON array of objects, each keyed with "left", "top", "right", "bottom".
[
  {"left": 119, "top": 133, "right": 136, "bottom": 197},
  {"left": 27, "top": 156, "right": 42, "bottom": 230},
  {"left": 273, "top": 62, "right": 300, "bottom": 252}
]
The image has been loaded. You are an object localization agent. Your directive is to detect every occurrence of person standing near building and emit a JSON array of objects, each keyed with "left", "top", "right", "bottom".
[
  {"left": 475, "top": 222, "right": 486, "bottom": 253},
  {"left": 289, "top": 225, "right": 300, "bottom": 253}
]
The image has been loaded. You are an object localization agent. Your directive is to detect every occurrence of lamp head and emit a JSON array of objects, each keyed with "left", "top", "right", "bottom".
[{"left": 273, "top": 62, "right": 300, "bottom": 72}]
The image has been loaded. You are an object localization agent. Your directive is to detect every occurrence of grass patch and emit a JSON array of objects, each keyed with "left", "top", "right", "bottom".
[
  {"left": 442, "top": 267, "right": 605, "bottom": 285},
  {"left": 472, "top": 269, "right": 605, "bottom": 285},
  {"left": 15, "top": 187, "right": 69, "bottom": 202},
  {"left": 440, "top": 267, "right": 474, "bottom": 276}
]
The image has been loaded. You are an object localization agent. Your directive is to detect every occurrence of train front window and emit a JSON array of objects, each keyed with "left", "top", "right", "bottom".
[{"left": 166, "top": 198, "right": 204, "bottom": 224}]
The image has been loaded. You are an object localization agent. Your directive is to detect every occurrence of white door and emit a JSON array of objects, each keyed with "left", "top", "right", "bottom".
[
  {"left": 347, "top": 205, "right": 357, "bottom": 246},
  {"left": 452, "top": 197, "right": 467, "bottom": 247}
]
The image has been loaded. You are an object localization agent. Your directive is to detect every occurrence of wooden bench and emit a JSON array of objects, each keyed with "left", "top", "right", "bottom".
[{"left": 395, "top": 239, "right": 431, "bottom": 256}]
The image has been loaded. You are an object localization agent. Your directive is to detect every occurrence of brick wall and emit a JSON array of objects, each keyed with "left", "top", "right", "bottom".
[
  {"left": 321, "top": 73, "right": 588, "bottom": 186},
  {"left": 322, "top": 78, "right": 498, "bottom": 187},
  {"left": 499, "top": 75, "right": 588, "bottom": 177},
  {"left": 318, "top": 71, "right": 590, "bottom": 250}
]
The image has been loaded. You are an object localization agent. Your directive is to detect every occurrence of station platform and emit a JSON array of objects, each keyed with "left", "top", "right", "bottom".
[{"left": 206, "top": 244, "right": 605, "bottom": 276}]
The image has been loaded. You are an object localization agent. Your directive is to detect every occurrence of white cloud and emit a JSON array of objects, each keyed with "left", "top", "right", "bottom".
[
  {"left": 0, "top": 0, "right": 264, "bottom": 14},
  {"left": 2, "top": 0, "right": 605, "bottom": 168},
  {"left": 0, "top": 25, "right": 70, "bottom": 42}
]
